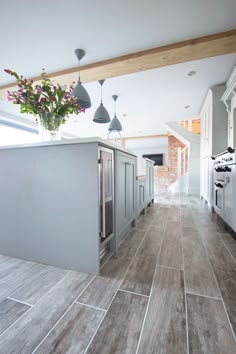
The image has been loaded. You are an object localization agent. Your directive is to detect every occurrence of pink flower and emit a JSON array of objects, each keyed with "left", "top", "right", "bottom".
[
  {"left": 64, "top": 92, "right": 70, "bottom": 100},
  {"left": 36, "top": 85, "right": 43, "bottom": 93},
  {"left": 40, "top": 97, "right": 46, "bottom": 103},
  {"left": 4, "top": 69, "right": 12, "bottom": 75}
]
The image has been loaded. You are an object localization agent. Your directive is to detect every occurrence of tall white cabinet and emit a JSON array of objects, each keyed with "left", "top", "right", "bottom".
[
  {"left": 221, "top": 67, "right": 236, "bottom": 149},
  {"left": 200, "top": 86, "right": 228, "bottom": 204}
]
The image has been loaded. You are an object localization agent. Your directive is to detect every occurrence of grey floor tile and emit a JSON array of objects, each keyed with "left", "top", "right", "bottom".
[
  {"left": 187, "top": 294, "right": 235, "bottom": 354},
  {"left": 86, "top": 290, "right": 148, "bottom": 354}
]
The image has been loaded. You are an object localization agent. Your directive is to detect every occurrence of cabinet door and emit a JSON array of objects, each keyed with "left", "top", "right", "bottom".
[
  {"left": 137, "top": 181, "right": 142, "bottom": 212},
  {"left": 116, "top": 154, "right": 127, "bottom": 233},
  {"left": 126, "top": 157, "right": 136, "bottom": 221},
  {"left": 142, "top": 183, "right": 145, "bottom": 204},
  {"left": 145, "top": 162, "right": 150, "bottom": 202},
  {"left": 150, "top": 165, "right": 154, "bottom": 196}
]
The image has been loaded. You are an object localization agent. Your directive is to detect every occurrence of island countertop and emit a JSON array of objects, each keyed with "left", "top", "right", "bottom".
[{"left": 0, "top": 136, "right": 137, "bottom": 157}]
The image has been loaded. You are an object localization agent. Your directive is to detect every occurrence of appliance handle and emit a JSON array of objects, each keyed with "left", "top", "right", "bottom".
[
  {"left": 214, "top": 182, "right": 224, "bottom": 188},
  {"left": 102, "top": 158, "right": 106, "bottom": 239},
  {"left": 211, "top": 147, "right": 235, "bottom": 160}
]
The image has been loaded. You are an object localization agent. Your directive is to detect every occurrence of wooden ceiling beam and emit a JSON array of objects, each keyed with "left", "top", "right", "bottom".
[{"left": 1, "top": 29, "right": 236, "bottom": 99}]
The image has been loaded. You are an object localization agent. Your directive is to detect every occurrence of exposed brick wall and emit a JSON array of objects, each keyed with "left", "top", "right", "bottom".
[
  {"left": 155, "top": 135, "right": 187, "bottom": 190},
  {"left": 155, "top": 166, "right": 169, "bottom": 190},
  {"left": 168, "top": 135, "right": 186, "bottom": 184}
]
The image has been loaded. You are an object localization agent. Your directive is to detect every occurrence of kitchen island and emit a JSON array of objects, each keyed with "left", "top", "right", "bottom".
[{"left": 0, "top": 138, "right": 154, "bottom": 274}]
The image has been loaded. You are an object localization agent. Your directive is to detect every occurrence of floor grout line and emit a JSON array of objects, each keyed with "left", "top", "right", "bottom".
[
  {"left": 0, "top": 300, "right": 33, "bottom": 337},
  {"left": 155, "top": 264, "right": 183, "bottom": 271},
  {"left": 185, "top": 291, "right": 222, "bottom": 301},
  {"left": 180, "top": 196, "right": 190, "bottom": 354},
  {"left": 118, "top": 288, "right": 149, "bottom": 298},
  {"left": 31, "top": 273, "right": 97, "bottom": 353},
  {"left": 0, "top": 268, "right": 73, "bottom": 339},
  {"left": 135, "top": 198, "right": 171, "bottom": 354},
  {"left": 191, "top": 208, "right": 236, "bottom": 344},
  {"left": 75, "top": 301, "right": 107, "bottom": 312},
  {"left": 0, "top": 263, "right": 55, "bottom": 306},
  {"left": 216, "top": 233, "right": 236, "bottom": 265},
  {"left": 1, "top": 195, "right": 234, "bottom": 351},
  {"left": 207, "top": 255, "right": 236, "bottom": 343},
  {"left": 7, "top": 296, "right": 32, "bottom": 307},
  {"left": 99, "top": 252, "right": 114, "bottom": 271},
  {"left": 84, "top": 204, "right": 161, "bottom": 354}
]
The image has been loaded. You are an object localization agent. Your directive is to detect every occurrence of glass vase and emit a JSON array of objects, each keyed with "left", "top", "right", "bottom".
[{"left": 38, "top": 112, "right": 63, "bottom": 141}]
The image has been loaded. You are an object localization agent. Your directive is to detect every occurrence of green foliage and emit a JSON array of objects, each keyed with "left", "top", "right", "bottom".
[{"left": 4, "top": 69, "right": 83, "bottom": 123}]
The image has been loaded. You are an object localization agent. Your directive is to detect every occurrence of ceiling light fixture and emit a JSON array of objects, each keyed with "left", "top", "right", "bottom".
[
  {"left": 184, "top": 105, "right": 190, "bottom": 109},
  {"left": 108, "top": 95, "right": 122, "bottom": 137},
  {"left": 187, "top": 71, "right": 196, "bottom": 76},
  {"left": 71, "top": 49, "right": 91, "bottom": 109},
  {"left": 93, "top": 80, "right": 110, "bottom": 123}
]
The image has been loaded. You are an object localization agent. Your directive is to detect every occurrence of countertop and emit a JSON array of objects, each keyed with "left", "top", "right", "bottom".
[{"left": 0, "top": 137, "right": 137, "bottom": 157}]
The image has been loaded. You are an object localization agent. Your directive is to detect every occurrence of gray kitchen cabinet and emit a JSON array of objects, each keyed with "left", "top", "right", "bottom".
[
  {"left": 115, "top": 151, "right": 137, "bottom": 245},
  {"left": 137, "top": 179, "right": 145, "bottom": 215},
  {"left": 0, "top": 137, "right": 138, "bottom": 274},
  {"left": 145, "top": 159, "right": 155, "bottom": 204}
]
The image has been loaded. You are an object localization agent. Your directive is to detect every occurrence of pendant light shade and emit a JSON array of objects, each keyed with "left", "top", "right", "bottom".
[
  {"left": 108, "top": 114, "right": 122, "bottom": 131},
  {"left": 108, "top": 95, "right": 122, "bottom": 132},
  {"left": 93, "top": 80, "right": 110, "bottom": 123},
  {"left": 71, "top": 49, "right": 91, "bottom": 109},
  {"left": 71, "top": 79, "right": 91, "bottom": 109}
]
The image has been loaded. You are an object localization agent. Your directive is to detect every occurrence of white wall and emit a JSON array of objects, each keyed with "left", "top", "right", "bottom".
[{"left": 125, "top": 137, "right": 168, "bottom": 165}]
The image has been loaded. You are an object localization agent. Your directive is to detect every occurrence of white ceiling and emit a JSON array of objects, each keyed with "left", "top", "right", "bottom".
[
  {"left": 0, "top": 0, "right": 236, "bottom": 138},
  {"left": 1, "top": 0, "right": 236, "bottom": 82}
]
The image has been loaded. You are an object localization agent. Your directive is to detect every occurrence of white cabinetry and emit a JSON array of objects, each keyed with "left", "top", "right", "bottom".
[
  {"left": 200, "top": 86, "right": 228, "bottom": 204},
  {"left": 221, "top": 66, "right": 236, "bottom": 148}
]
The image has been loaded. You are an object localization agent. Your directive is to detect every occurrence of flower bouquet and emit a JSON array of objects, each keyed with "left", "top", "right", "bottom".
[{"left": 4, "top": 69, "right": 84, "bottom": 141}]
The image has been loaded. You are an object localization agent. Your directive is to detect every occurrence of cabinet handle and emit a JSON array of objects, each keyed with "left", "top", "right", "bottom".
[
  {"left": 125, "top": 163, "right": 127, "bottom": 218},
  {"left": 102, "top": 159, "right": 106, "bottom": 239},
  {"left": 214, "top": 182, "right": 224, "bottom": 188}
]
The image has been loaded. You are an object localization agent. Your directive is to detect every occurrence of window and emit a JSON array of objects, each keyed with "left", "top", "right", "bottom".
[{"left": 0, "top": 122, "right": 39, "bottom": 146}]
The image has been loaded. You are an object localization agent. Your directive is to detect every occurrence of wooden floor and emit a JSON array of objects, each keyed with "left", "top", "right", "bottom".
[{"left": 0, "top": 193, "right": 235, "bottom": 353}]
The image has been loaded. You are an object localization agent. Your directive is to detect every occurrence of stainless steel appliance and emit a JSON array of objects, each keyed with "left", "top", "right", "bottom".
[
  {"left": 212, "top": 147, "right": 236, "bottom": 231},
  {"left": 98, "top": 147, "right": 114, "bottom": 250}
]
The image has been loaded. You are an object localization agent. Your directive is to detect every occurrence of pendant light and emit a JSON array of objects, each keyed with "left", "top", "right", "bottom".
[
  {"left": 71, "top": 49, "right": 91, "bottom": 109},
  {"left": 93, "top": 80, "right": 111, "bottom": 123},
  {"left": 108, "top": 95, "right": 122, "bottom": 135}
]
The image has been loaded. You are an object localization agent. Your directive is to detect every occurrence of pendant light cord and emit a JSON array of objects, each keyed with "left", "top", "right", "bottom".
[{"left": 78, "top": 58, "right": 80, "bottom": 81}]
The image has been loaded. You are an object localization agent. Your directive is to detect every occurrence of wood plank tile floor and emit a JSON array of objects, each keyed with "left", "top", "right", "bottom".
[{"left": 0, "top": 193, "right": 235, "bottom": 353}]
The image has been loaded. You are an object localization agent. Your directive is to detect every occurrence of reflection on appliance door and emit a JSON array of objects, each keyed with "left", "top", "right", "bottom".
[
  {"left": 223, "top": 168, "right": 233, "bottom": 228},
  {"left": 214, "top": 181, "right": 225, "bottom": 217},
  {"left": 99, "top": 147, "right": 114, "bottom": 245}
]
